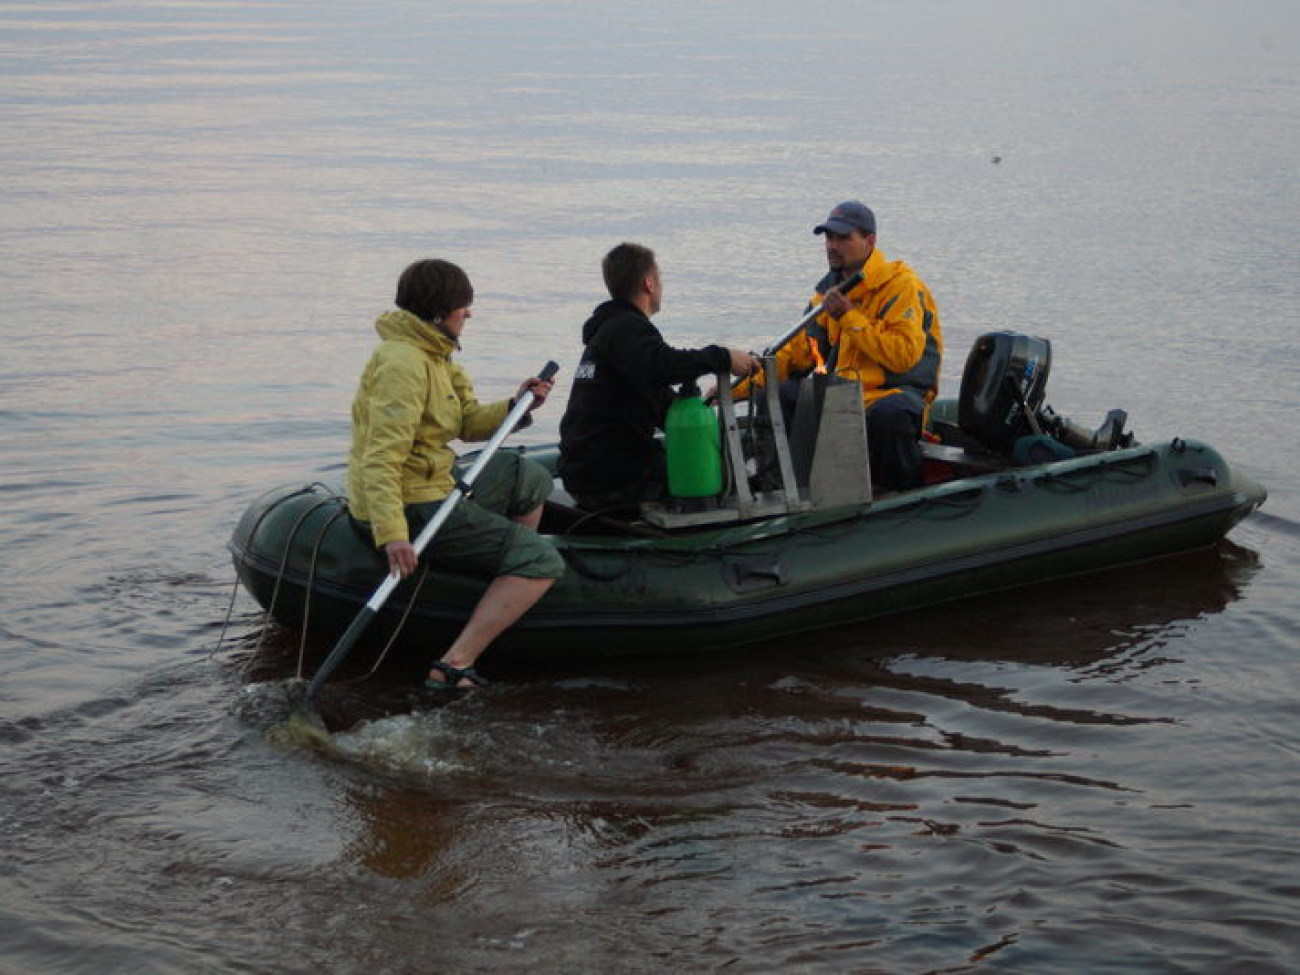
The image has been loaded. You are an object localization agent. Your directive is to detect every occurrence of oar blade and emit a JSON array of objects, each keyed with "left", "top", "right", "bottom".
[{"left": 301, "top": 605, "right": 378, "bottom": 706}]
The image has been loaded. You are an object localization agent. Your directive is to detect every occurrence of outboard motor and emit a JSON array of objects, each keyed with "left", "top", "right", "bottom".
[
  {"left": 958, "top": 331, "right": 1134, "bottom": 456},
  {"left": 1039, "top": 405, "right": 1133, "bottom": 452},
  {"left": 958, "top": 331, "right": 1052, "bottom": 452}
]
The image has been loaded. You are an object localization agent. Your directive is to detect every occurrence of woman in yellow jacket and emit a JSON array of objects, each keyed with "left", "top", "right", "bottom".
[
  {"left": 347, "top": 259, "right": 564, "bottom": 689},
  {"left": 736, "top": 201, "right": 943, "bottom": 490}
]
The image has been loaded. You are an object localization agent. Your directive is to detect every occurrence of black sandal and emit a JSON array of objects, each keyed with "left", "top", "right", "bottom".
[{"left": 424, "top": 661, "right": 490, "bottom": 691}]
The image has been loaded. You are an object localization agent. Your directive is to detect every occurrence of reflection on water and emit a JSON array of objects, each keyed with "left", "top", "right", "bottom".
[
  {"left": 855, "top": 542, "right": 1253, "bottom": 664},
  {"left": 343, "top": 782, "right": 467, "bottom": 884}
]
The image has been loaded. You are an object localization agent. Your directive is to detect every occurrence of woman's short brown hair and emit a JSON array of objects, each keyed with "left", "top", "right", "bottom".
[{"left": 395, "top": 259, "right": 474, "bottom": 323}]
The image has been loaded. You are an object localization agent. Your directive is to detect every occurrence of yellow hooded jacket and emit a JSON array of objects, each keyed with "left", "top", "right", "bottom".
[
  {"left": 737, "top": 246, "right": 943, "bottom": 408},
  {"left": 346, "top": 309, "right": 513, "bottom": 549}
]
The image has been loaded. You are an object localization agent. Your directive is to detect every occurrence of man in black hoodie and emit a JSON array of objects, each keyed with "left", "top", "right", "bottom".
[{"left": 558, "top": 243, "right": 759, "bottom": 515}]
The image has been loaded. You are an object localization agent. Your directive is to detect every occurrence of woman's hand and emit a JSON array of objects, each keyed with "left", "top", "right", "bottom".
[
  {"left": 516, "top": 375, "right": 554, "bottom": 412},
  {"left": 384, "top": 540, "right": 418, "bottom": 578}
]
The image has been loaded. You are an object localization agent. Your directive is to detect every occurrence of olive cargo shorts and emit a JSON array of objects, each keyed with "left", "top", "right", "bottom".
[{"left": 405, "top": 452, "right": 565, "bottom": 580}]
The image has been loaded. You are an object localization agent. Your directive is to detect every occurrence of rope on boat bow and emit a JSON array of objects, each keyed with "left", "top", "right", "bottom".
[
  {"left": 216, "top": 481, "right": 434, "bottom": 687},
  {"left": 212, "top": 483, "right": 337, "bottom": 680}
]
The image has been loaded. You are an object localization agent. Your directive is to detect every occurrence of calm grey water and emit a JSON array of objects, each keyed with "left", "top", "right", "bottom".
[{"left": 3, "top": 1, "right": 1299, "bottom": 972}]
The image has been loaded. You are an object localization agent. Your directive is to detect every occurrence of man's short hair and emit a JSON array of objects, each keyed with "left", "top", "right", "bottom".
[{"left": 602, "top": 243, "right": 656, "bottom": 302}]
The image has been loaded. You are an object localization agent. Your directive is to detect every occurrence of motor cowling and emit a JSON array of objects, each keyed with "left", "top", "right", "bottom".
[{"left": 958, "top": 331, "right": 1052, "bottom": 452}]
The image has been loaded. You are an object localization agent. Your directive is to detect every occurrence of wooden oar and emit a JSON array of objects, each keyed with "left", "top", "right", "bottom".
[{"left": 299, "top": 360, "right": 559, "bottom": 707}]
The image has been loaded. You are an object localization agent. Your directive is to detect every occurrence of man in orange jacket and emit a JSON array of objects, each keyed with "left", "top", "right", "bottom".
[{"left": 737, "top": 200, "right": 943, "bottom": 490}]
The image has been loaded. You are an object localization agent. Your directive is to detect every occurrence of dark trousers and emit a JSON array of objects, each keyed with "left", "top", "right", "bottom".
[
  {"left": 570, "top": 447, "right": 666, "bottom": 517},
  {"left": 865, "top": 390, "right": 924, "bottom": 491}
]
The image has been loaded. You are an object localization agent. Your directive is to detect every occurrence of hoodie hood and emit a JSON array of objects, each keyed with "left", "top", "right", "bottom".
[
  {"left": 581, "top": 298, "right": 642, "bottom": 344},
  {"left": 374, "top": 308, "right": 458, "bottom": 356}
]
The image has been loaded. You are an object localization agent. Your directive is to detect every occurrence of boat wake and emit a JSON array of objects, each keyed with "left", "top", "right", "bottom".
[{"left": 1245, "top": 509, "right": 1300, "bottom": 540}]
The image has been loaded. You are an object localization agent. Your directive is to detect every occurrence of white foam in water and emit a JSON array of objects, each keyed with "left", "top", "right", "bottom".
[
  {"left": 330, "top": 712, "right": 475, "bottom": 779},
  {"left": 231, "top": 681, "right": 299, "bottom": 726}
]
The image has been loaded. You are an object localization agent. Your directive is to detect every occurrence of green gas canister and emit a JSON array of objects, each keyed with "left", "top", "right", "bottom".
[{"left": 664, "top": 379, "right": 723, "bottom": 499}]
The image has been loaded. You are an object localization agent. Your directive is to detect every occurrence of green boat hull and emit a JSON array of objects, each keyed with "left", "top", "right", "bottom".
[{"left": 229, "top": 433, "right": 1265, "bottom": 662}]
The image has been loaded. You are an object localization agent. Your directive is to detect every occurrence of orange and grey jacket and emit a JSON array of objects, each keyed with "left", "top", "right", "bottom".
[
  {"left": 736, "top": 246, "right": 943, "bottom": 408},
  {"left": 346, "top": 309, "right": 513, "bottom": 548}
]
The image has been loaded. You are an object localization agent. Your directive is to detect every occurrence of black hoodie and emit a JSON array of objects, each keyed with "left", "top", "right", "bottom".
[{"left": 558, "top": 298, "right": 730, "bottom": 496}]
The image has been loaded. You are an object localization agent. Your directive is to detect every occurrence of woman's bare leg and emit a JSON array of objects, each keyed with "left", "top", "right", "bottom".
[{"left": 429, "top": 573, "right": 554, "bottom": 686}]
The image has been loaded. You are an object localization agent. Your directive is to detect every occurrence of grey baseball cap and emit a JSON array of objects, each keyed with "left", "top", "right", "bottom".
[{"left": 814, "top": 200, "right": 876, "bottom": 236}]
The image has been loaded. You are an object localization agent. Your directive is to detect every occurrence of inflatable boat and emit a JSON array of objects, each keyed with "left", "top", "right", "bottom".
[{"left": 229, "top": 333, "right": 1265, "bottom": 663}]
